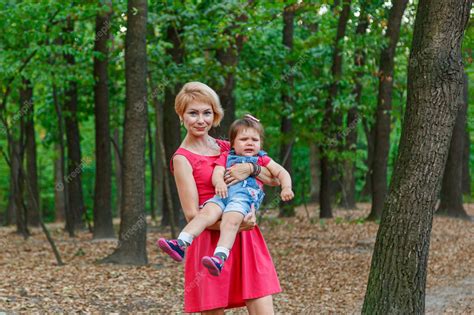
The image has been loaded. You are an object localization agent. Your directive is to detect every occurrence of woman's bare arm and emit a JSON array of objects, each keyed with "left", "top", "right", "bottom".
[
  {"left": 224, "top": 163, "right": 280, "bottom": 186},
  {"left": 173, "top": 155, "right": 201, "bottom": 222}
]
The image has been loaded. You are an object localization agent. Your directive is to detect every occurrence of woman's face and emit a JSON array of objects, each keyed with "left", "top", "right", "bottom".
[{"left": 182, "top": 102, "right": 214, "bottom": 137}]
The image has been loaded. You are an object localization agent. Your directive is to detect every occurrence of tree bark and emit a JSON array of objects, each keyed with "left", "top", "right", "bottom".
[
  {"left": 64, "top": 18, "right": 85, "bottom": 231},
  {"left": 319, "top": 0, "right": 352, "bottom": 218},
  {"left": 161, "top": 25, "right": 184, "bottom": 227},
  {"left": 23, "top": 79, "right": 40, "bottom": 226},
  {"left": 437, "top": 76, "right": 470, "bottom": 219},
  {"left": 341, "top": 7, "right": 370, "bottom": 209},
  {"left": 279, "top": 4, "right": 296, "bottom": 217},
  {"left": 368, "top": 0, "right": 409, "bottom": 220},
  {"left": 362, "top": 1, "right": 471, "bottom": 313},
  {"left": 153, "top": 87, "right": 164, "bottom": 220},
  {"left": 101, "top": 0, "right": 148, "bottom": 265},
  {"left": 93, "top": 1, "right": 115, "bottom": 239}
]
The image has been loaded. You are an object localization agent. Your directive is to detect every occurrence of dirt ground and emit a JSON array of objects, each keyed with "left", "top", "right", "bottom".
[{"left": 0, "top": 203, "right": 472, "bottom": 314}]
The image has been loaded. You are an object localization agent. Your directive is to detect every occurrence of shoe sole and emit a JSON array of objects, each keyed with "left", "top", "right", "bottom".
[
  {"left": 201, "top": 256, "right": 221, "bottom": 276},
  {"left": 157, "top": 238, "right": 183, "bottom": 262}
]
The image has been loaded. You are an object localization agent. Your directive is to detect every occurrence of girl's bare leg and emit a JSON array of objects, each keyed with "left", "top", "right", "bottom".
[
  {"left": 217, "top": 211, "right": 245, "bottom": 250},
  {"left": 182, "top": 203, "right": 222, "bottom": 237}
]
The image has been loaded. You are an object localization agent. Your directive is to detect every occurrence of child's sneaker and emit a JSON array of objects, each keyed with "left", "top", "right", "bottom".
[
  {"left": 201, "top": 256, "right": 224, "bottom": 276},
  {"left": 157, "top": 238, "right": 185, "bottom": 262}
]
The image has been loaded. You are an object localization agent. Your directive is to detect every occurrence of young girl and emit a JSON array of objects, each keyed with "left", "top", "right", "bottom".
[{"left": 157, "top": 115, "right": 294, "bottom": 276}]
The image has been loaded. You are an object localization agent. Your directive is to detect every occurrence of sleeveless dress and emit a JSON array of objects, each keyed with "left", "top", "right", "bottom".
[{"left": 171, "top": 139, "right": 281, "bottom": 313}]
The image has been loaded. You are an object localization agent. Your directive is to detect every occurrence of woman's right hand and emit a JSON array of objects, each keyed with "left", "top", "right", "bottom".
[{"left": 239, "top": 205, "right": 257, "bottom": 231}]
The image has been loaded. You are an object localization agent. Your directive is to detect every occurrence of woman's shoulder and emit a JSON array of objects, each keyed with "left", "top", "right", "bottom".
[
  {"left": 170, "top": 148, "right": 194, "bottom": 173},
  {"left": 215, "top": 139, "right": 231, "bottom": 152}
]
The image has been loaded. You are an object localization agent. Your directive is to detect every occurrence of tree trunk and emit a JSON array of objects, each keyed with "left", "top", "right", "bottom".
[
  {"left": 362, "top": 1, "right": 471, "bottom": 313},
  {"left": 309, "top": 143, "right": 320, "bottom": 203},
  {"left": 361, "top": 120, "right": 375, "bottom": 197},
  {"left": 153, "top": 87, "right": 164, "bottom": 220},
  {"left": 53, "top": 85, "right": 73, "bottom": 236},
  {"left": 22, "top": 79, "right": 40, "bottom": 226},
  {"left": 64, "top": 18, "right": 85, "bottom": 231},
  {"left": 54, "top": 144, "right": 65, "bottom": 222},
  {"left": 210, "top": 6, "right": 249, "bottom": 139},
  {"left": 279, "top": 4, "right": 296, "bottom": 217},
  {"left": 461, "top": 73, "right": 471, "bottom": 195},
  {"left": 368, "top": 0, "right": 409, "bottom": 220},
  {"left": 319, "top": 1, "right": 352, "bottom": 218},
  {"left": 147, "top": 118, "right": 155, "bottom": 220},
  {"left": 341, "top": 8, "right": 370, "bottom": 209},
  {"left": 112, "top": 128, "right": 122, "bottom": 216},
  {"left": 101, "top": 0, "right": 148, "bottom": 265},
  {"left": 161, "top": 25, "right": 184, "bottom": 227},
  {"left": 93, "top": 2, "right": 115, "bottom": 239},
  {"left": 437, "top": 76, "right": 470, "bottom": 219}
]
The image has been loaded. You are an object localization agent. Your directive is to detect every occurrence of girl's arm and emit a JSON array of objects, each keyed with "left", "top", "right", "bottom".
[
  {"left": 224, "top": 163, "right": 280, "bottom": 186},
  {"left": 173, "top": 155, "right": 255, "bottom": 231},
  {"left": 265, "top": 160, "right": 295, "bottom": 201}
]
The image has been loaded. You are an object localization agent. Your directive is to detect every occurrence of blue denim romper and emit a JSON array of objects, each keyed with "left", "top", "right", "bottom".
[{"left": 204, "top": 150, "right": 266, "bottom": 215}]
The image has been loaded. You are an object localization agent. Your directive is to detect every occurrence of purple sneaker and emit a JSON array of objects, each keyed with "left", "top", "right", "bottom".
[
  {"left": 201, "top": 256, "right": 224, "bottom": 276},
  {"left": 157, "top": 238, "right": 185, "bottom": 262}
]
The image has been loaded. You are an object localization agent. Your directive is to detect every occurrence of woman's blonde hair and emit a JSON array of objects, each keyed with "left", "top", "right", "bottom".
[{"left": 175, "top": 82, "right": 224, "bottom": 127}]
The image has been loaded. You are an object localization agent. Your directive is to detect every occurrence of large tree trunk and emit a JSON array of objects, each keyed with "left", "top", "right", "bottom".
[
  {"left": 368, "top": 0, "right": 409, "bottom": 220},
  {"left": 319, "top": 1, "right": 352, "bottom": 218},
  {"left": 54, "top": 144, "right": 66, "bottom": 222},
  {"left": 279, "top": 4, "right": 296, "bottom": 217},
  {"left": 362, "top": 1, "right": 471, "bottom": 313},
  {"left": 93, "top": 2, "right": 115, "bottom": 239},
  {"left": 23, "top": 79, "right": 40, "bottom": 227},
  {"left": 461, "top": 73, "right": 471, "bottom": 195},
  {"left": 161, "top": 25, "right": 184, "bottom": 227},
  {"left": 341, "top": 7, "right": 370, "bottom": 209},
  {"left": 64, "top": 18, "right": 85, "bottom": 231},
  {"left": 437, "top": 76, "right": 470, "bottom": 219},
  {"left": 101, "top": 0, "right": 148, "bottom": 265}
]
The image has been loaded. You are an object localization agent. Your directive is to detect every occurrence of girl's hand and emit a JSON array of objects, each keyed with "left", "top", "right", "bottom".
[
  {"left": 239, "top": 205, "right": 257, "bottom": 231},
  {"left": 215, "top": 182, "right": 228, "bottom": 198},
  {"left": 281, "top": 187, "right": 294, "bottom": 201},
  {"left": 224, "top": 163, "right": 252, "bottom": 185}
]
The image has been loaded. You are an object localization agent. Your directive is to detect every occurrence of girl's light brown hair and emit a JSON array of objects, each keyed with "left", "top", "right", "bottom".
[
  {"left": 229, "top": 115, "right": 265, "bottom": 147},
  {"left": 175, "top": 82, "right": 224, "bottom": 127}
]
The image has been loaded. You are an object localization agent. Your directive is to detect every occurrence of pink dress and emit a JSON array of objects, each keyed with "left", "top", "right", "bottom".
[{"left": 171, "top": 139, "right": 281, "bottom": 313}]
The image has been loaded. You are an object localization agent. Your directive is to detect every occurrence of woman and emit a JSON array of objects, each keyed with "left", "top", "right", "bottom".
[{"left": 170, "top": 82, "right": 281, "bottom": 314}]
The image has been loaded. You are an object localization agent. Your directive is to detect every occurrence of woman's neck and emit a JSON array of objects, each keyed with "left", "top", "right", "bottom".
[{"left": 182, "top": 134, "right": 220, "bottom": 155}]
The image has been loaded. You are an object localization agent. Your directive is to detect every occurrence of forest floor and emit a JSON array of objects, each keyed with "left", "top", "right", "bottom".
[{"left": 0, "top": 203, "right": 472, "bottom": 314}]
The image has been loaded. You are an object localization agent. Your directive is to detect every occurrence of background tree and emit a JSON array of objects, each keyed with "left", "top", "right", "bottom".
[
  {"left": 362, "top": 0, "right": 471, "bottom": 313},
  {"left": 92, "top": 1, "right": 114, "bottom": 239},
  {"left": 368, "top": 0, "right": 409, "bottom": 221},
  {"left": 101, "top": 0, "right": 148, "bottom": 265}
]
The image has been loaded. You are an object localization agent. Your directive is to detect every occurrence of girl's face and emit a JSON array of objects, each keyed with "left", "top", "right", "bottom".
[
  {"left": 233, "top": 128, "right": 261, "bottom": 156},
  {"left": 182, "top": 102, "right": 214, "bottom": 137}
]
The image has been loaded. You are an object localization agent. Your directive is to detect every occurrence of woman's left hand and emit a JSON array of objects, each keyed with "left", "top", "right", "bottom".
[
  {"left": 239, "top": 205, "right": 257, "bottom": 231},
  {"left": 224, "top": 163, "right": 252, "bottom": 185}
]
